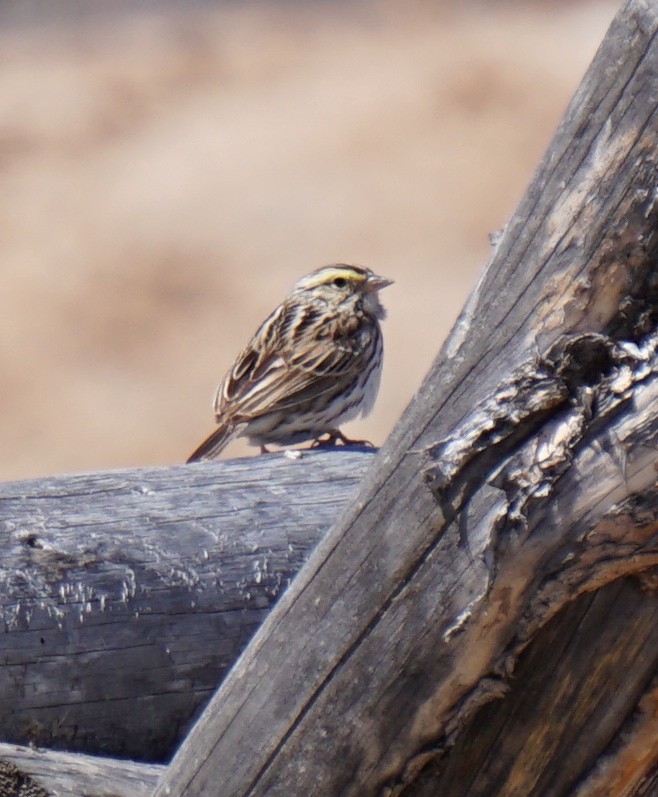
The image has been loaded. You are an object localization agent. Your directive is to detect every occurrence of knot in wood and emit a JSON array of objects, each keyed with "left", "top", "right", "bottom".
[{"left": 545, "top": 332, "right": 616, "bottom": 393}]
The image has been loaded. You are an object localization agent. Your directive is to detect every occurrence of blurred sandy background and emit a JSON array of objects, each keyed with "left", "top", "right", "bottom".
[{"left": 0, "top": 0, "right": 617, "bottom": 481}]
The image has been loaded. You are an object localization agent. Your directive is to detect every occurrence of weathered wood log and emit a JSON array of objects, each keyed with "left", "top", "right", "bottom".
[
  {"left": 0, "top": 743, "right": 163, "bottom": 797},
  {"left": 410, "top": 574, "right": 658, "bottom": 796},
  {"left": 153, "top": 1, "right": 658, "bottom": 795},
  {"left": 0, "top": 450, "right": 373, "bottom": 761}
]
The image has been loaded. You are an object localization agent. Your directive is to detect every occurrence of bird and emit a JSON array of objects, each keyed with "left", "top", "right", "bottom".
[{"left": 187, "top": 263, "right": 393, "bottom": 462}]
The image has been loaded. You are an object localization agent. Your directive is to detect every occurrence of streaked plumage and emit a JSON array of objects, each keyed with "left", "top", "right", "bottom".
[{"left": 187, "top": 264, "right": 392, "bottom": 461}]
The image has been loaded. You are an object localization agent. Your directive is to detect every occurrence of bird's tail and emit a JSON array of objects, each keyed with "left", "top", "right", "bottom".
[{"left": 186, "top": 423, "right": 238, "bottom": 463}]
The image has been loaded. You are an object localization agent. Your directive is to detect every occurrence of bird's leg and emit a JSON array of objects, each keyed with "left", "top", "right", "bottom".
[
  {"left": 259, "top": 444, "right": 271, "bottom": 454},
  {"left": 311, "top": 429, "right": 374, "bottom": 448}
]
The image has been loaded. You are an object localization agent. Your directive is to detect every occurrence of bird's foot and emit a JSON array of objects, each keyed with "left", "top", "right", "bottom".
[{"left": 311, "top": 430, "right": 374, "bottom": 449}]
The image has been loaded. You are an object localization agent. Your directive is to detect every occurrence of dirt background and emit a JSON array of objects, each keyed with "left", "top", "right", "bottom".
[{"left": 0, "top": 0, "right": 618, "bottom": 481}]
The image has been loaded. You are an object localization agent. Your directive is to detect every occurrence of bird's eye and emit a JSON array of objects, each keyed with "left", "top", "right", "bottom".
[{"left": 332, "top": 277, "right": 347, "bottom": 288}]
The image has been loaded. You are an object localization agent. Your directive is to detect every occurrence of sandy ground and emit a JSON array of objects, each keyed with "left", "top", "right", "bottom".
[{"left": 0, "top": 0, "right": 618, "bottom": 481}]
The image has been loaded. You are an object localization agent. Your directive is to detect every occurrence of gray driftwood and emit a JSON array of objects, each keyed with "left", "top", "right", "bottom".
[
  {"left": 0, "top": 743, "right": 163, "bottom": 797},
  {"left": 0, "top": 450, "right": 373, "bottom": 761},
  {"left": 154, "top": 1, "right": 658, "bottom": 795}
]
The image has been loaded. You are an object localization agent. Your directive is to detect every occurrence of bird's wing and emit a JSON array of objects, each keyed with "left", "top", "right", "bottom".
[{"left": 215, "top": 302, "right": 372, "bottom": 422}]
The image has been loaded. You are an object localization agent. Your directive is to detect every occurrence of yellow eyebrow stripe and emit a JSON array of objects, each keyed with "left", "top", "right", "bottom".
[{"left": 312, "top": 267, "right": 367, "bottom": 286}]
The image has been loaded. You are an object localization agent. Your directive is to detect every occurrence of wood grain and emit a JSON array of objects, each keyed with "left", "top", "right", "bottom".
[
  {"left": 0, "top": 449, "right": 373, "bottom": 760},
  {"left": 0, "top": 743, "right": 163, "bottom": 797}
]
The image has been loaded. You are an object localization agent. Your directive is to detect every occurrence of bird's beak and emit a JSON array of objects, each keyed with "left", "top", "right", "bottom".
[{"left": 366, "top": 273, "right": 394, "bottom": 292}]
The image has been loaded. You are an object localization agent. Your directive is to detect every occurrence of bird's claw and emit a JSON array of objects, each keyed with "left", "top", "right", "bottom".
[{"left": 311, "top": 431, "right": 375, "bottom": 449}]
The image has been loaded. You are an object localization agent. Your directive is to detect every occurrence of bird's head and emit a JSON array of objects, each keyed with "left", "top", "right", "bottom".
[{"left": 291, "top": 264, "right": 393, "bottom": 320}]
